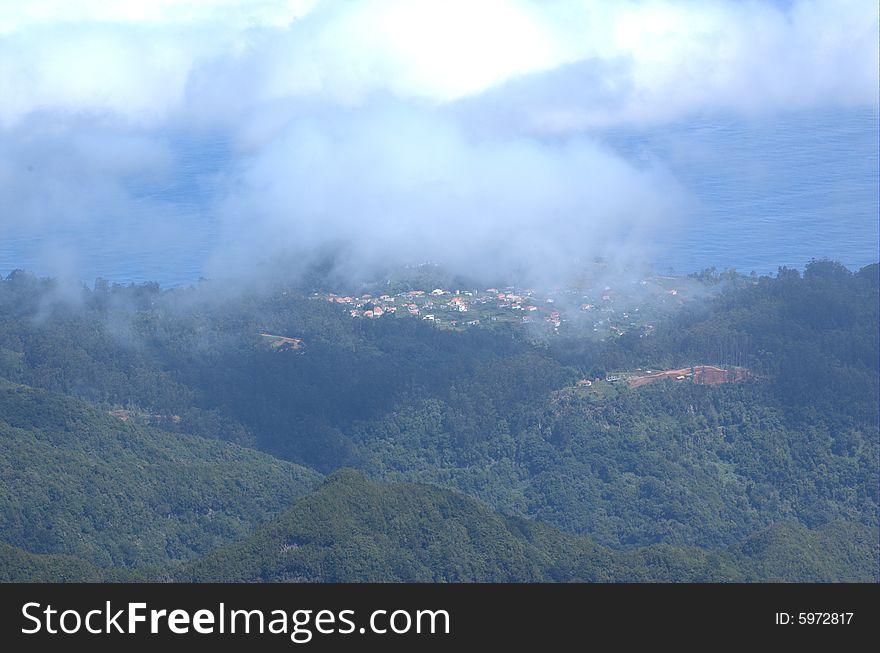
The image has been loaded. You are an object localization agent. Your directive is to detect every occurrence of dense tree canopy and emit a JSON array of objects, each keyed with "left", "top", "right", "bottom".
[{"left": 0, "top": 259, "right": 876, "bottom": 581}]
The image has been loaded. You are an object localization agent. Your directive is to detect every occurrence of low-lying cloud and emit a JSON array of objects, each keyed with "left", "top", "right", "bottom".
[{"left": 208, "top": 101, "right": 687, "bottom": 284}]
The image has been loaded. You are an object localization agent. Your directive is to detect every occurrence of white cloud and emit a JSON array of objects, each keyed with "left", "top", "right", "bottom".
[
  {"left": 0, "top": 0, "right": 876, "bottom": 282},
  {"left": 0, "top": 0, "right": 318, "bottom": 32},
  {"left": 206, "top": 102, "right": 688, "bottom": 282},
  {"left": 0, "top": 1, "right": 875, "bottom": 127}
]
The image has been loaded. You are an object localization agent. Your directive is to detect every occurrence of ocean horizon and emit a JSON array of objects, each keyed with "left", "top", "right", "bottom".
[{"left": 2, "top": 107, "right": 877, "bottom": 287}]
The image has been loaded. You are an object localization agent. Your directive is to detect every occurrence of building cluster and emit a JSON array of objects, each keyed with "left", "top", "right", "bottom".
[
  {"left": 310, "top": 275, "right": 688, "bottom": 337},
  {"left": 315, "top": 286, "right": 551, "bottom": 327}
]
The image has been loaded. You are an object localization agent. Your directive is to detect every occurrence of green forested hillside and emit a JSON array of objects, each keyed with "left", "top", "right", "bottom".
[
  {"left": 0, "top": 260, "right": 876, "bottom": 581},
  {"left": 0, "top": 542, "right": 105, "bottom": 582},
  {"left": 179, "top": 471, "right": 877, "bottom": 582},
  {"left": 352, "top": 380, "right": 878, "bottom": 548},
  {"left": 729, "top": 520, "right": 880, "bottom": 582},
  {"left": 3, "top": 471, "right": 875, "bottom": 582},
  {"left": 0, "top": 381, "right": 321, "bottom": 567},
  {"left": 180, "top": 469, "right": 563, "bottom": 582}
]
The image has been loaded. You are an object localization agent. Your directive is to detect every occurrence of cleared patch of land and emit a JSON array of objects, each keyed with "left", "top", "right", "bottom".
[
  {"left": 109, "top": 409, "right": 181, "bottom": 424},
  {"left": 260, "top": 333, "right": 304, "bottom": 351},
  {"left": 628, "top": 365, "right": 752, "bottom": 388}
]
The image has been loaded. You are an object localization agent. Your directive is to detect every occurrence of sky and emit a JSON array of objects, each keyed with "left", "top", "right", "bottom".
[{"left": 0, "top": 0, "right": 877, "bottom": 285}]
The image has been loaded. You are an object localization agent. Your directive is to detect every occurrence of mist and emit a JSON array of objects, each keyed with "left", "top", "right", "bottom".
[
  {"left": 205, "top": 100, "right": 687, "bottom": 286},
  {"left": 0, "top": 0, "right": 877, "bottom": 287}
]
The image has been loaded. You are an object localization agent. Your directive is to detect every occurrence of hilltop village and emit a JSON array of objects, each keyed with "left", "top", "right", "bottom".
[{"left": 310, "top": 275, "right": 700, "bottom": 340}]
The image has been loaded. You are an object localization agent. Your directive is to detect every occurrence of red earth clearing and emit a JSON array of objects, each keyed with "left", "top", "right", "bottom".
[{"left": 628, "top": 365, "right": 751, "bottom": 388}]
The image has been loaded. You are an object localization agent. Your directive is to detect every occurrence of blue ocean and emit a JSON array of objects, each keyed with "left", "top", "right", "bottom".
[
  {"left": 1, "top": 108, "right": 877, "bottom": 286},
  {"left": 605, "top": 107, "right": 879, "bottom": 275}
]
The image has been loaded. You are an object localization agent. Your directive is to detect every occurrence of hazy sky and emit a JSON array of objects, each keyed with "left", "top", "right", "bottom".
[{"left": 1, "top": 0, "right": 877, "bottom": 283}]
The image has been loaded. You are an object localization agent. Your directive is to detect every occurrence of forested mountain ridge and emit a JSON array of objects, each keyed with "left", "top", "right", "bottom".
[
  {"left": 0, "top": 542, "right": 105, "bottom": 582},
  {"left": 0, "top": 259, "right": 876, "bottom": 581},
  {"left": 178, "top": 469, "right": 878, "bottom": 583},
  {"left": 0, "top": 380, "right": 321, "bottom": 567},
  {"left": 4, "top": 470, "right": 875, "bottom": 582}
]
